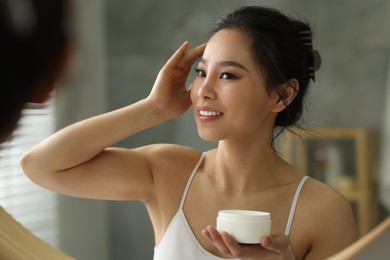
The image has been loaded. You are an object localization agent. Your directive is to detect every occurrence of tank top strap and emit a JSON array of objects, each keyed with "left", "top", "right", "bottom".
[
  {"left": 284, "top": 176, "right": 310, "bottom": 236},
  {"left": 179, "top": 152, "right": 205, "bottom": 209}
]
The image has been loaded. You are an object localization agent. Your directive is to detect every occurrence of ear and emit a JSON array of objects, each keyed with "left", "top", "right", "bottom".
[
  {"left": 29, "top": 43, "right": 71, "bottom": 103},
  {"left": 270, "top": 78, "right": 299, "bottom": 113}
]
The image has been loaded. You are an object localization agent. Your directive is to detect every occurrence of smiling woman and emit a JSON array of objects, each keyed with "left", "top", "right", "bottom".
[{"left": 20, "top": 5, "right": 357, "bottom": 260}]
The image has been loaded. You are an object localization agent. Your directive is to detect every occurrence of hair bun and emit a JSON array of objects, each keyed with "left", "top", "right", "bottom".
[{"left": 313, "top": 49, "right": 321, "bottom": 71}]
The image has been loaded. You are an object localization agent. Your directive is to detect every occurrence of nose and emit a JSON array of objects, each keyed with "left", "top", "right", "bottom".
[{"left": 195, "top": 78, "right": 216, "bottom": 100}]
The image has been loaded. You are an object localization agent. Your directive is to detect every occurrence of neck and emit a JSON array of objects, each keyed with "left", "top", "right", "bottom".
[{"left": 212, "top": 135, "right": 283, "bottom": 194}]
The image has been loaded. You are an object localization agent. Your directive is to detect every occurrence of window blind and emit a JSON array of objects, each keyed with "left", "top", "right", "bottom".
[{"left": 0, "top": 97, "right": 58, "bottom": 247}]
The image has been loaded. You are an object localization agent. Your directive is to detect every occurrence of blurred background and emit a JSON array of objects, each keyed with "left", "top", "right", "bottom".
[{"left": 2, "top": 0, "right": 390, "bottom": 259}]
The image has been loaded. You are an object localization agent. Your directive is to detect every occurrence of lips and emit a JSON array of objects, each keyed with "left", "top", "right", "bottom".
[{"left": 197, "top": 106, "right": 224, "bottom": 120}]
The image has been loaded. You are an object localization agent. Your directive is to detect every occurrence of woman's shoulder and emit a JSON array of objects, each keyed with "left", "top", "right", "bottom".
[
  {"left": 302, "top": 177, "right": 352, "bottom": 211},
  {"left": 136, "top": 143, "right": 202, "bottom": 163},
  {"left": 298, "top": 177, "right": 355, "bottom": 226},
  {"left": 295, "top": 177, "right": 358, "bottom": 257},
  {"left": 135, "top": 143, "right": 204, "bottom": 178}
]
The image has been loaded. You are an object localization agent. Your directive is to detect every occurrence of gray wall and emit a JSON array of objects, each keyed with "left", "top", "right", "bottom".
[
  {"left": 56, "top": 0, "right": 110, "bottom": 259},
  {"left": 57, "top": 0, "right": 390, "bottom": 259}
]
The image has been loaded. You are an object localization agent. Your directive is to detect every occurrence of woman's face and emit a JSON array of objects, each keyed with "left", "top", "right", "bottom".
[{"left": 190, "top": 29, "right": 280, "bottom": 141}]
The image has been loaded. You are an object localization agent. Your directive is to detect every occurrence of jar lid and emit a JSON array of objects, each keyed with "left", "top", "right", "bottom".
[{"left": 218, "top": 210, "right": 270, "bottom": 221}]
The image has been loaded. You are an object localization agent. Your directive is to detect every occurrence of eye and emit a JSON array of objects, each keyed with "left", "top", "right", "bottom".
[
  {"left": 220, "top": 72, "right": 239, "bottom": 80},
  {"left": 195, "top": 68, "right": 206, "bottom": 77}
]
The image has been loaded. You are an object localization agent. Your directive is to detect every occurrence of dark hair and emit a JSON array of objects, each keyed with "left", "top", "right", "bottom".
[
  {"left": 0, "top": 0, "right": 69, "bottom": 141},
  {"left": 209, "top": 6, "right": 320, "bottom": 128}
]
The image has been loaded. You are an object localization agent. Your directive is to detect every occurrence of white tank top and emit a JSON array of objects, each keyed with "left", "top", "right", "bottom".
[{"left": 153, "top": 153, "right": 309, "bottom": 260}]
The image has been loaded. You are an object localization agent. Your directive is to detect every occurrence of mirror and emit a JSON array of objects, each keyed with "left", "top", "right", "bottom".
[{"left": 2, "top": 0, "right": 389, "bottom": 259}]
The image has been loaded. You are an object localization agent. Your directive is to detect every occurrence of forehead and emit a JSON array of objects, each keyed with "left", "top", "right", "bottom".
[{"left": 203, "top": 29, "right": 254, "bottom": 66}]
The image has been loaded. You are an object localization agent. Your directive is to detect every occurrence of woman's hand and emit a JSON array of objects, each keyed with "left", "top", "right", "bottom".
[
  {"left": 147, "top": 41, "right": 206, "bottom": 120},
  {"left": 202, "top": 225, "right": 295, "bottom": 260}
]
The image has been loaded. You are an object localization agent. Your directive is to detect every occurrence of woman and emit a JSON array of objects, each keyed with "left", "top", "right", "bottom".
[
  {"left": 0, "top": 0, "right": 69, "bottom": 142},
  {"left": 21, "top": 6, "right": 357, "bottom": 260},
  {"left": 1, "top": 0, "right": 72, "bottom": 258}
]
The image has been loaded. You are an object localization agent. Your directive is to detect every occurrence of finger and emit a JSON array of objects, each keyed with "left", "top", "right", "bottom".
[
  {"left": 206, "top": 226, "right": 233, "bottom": 256},
  {"left": 220, "top": 231, "right": 243, "bottom": 257},
  {"left": 178, "top": 43, "right": 206, "bottom": 69},
  {"left": 165, "top": 42, "right": 205, "bottom": 70},
  {"left": 172, "top": 44, "right": 206, "bottom": 80},
  {"left": 260, "top": 235, "right": 291, "bottom": 255},
  {"left": 162, "top": 42, "right": 205, "bottom": 81},
  {"left": 201, "top": 228, "right": 211, "bottom": 240},
  {"left": 164, "top": 41, "right": 191, "bottom": 68}
]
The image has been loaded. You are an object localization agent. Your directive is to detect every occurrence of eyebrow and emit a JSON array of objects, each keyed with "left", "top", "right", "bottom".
[{"left": 199, "top": 58, "right": 250, "bottom": 72}]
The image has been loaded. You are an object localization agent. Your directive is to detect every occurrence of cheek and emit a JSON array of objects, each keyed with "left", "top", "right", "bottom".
[
  {"left": 227, "top": 91, "right": 272, "bottom": 125},
  {"left": 224, "top": 89, "right": 261, "bottom": 112}
]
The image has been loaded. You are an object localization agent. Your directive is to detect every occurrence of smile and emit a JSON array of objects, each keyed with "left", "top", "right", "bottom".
[{"left": 199, "top": 110, "right": 223, "bottom": 117}]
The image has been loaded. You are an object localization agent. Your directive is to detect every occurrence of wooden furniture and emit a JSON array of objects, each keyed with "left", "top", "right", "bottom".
[
  {"left": 281, "top": 127, "right": 377, "bottom": 236},
  {"left": 327, "top": 216, "right": 390, "bottom": 259},
  {"left": 0, "top": 206, "right": 73, "bottom": 260}
]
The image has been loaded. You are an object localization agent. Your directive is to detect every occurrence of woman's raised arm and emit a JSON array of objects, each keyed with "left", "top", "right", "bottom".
[{"left": 20, "top": 42, "right": 205, "bottom": 201}]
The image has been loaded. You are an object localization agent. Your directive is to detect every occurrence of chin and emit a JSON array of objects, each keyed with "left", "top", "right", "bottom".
[{"left": 197, "top": 130, "right": 222, "bottom": 142}]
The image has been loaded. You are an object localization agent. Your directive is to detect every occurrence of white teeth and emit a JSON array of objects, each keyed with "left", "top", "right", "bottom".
[{"left": 199, "top": 110, "right": 221, "bottom": 116}]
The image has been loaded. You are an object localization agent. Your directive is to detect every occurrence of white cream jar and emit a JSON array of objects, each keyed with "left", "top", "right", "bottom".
[{"left": 216, "top": 210, "right": 271, "bottom": 244}]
